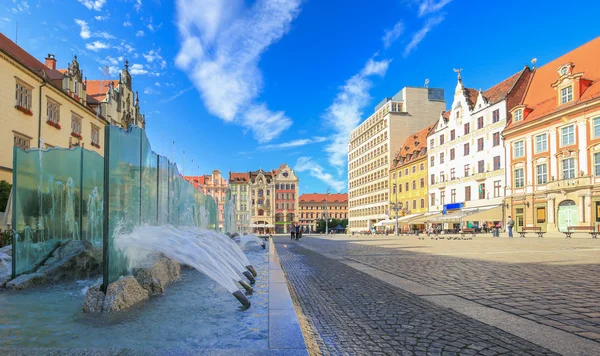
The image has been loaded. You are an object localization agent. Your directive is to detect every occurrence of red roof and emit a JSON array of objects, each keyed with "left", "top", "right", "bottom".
[
  {"left": 392, "top": 124, "right": 435, "bottom": 169},
  {"left": 0, "top": 33, "right": 64, "bottom": 81},
  {"left": 229, "top": 172, "right": 250, "bottom": 182},
  {"left": 86, "top": 79, "right": 118, "bottom": 101},
  {"left": 464, "top": 88, "right": 479, "bottom": 108},
  {"left": 506, "top": 36, "right": 600, "bottom": 130},
  {"left": 482, "top": 69, "right": 525, "bottom": 105},
  {"left": 299, "top": 193, "right": 348, "bottom": 203}
]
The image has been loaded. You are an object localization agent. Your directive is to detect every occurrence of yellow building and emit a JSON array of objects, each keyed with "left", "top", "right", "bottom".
[
  {"left": 0, "top": 33, "right": 145, "bottom": 183},
  {"left": 389, "top": 124, "right": 435, "bottom": 231}
]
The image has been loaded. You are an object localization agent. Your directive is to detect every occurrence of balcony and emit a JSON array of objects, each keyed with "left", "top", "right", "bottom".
[{"left": 546, "top": 176, "right": 592, "bottom": 191}]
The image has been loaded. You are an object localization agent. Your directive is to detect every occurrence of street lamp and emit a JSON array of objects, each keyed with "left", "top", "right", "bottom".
[
  {"left": 325, "top": 186, "right": 330, "bottom": 235},
  {"left": 390, "top": 184, "right": 403, "bottom": 236}
]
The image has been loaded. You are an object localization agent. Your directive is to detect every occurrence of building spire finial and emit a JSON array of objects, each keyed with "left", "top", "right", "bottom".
[{"left": 453, "top": 68, "right": 463, "bottom": 80}]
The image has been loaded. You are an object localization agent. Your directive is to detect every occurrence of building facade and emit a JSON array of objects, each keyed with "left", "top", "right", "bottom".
[
  {"left": 228, "top": 172, "right": 250, "bottom": 233},
  {"left": 274, "top": 163, "right": 299, "bottom": 233},
  {"left": 389, "top": 124, "right": 435, "bottom": 228},
  {"left": 348, "top": 87, "right": 446, "bottom": 232},
  {"left": 299, "top": 193, "right": 348, "bottom": 232},
  {"left": 0, "top": 33, "right": 145, "bottom": 183},
  {"left": 193, "top": 170, "right": 228, "bottom": 229},
  {"left": 427, "top": 68, "right": 531, "bottom": 223},
  {"left": 504, "top": 37, "right": 600, "bottom": 232},
  {"left": 248, "top": 169, "right": 276, "bottom": 234}
]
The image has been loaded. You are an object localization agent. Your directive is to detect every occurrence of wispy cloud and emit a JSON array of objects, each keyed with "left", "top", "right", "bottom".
[
  {"left": 143, "top": 49, "right": 167, "bottom": 69},
  {"left": 403, "top": 15, "right": 444, "bottom": 57},
  {"left": 129, "top": 63, "right": 148, "bottom": 75},
  {"left": 161, "top": 87, "right": 194, "bottom": 103},
  {"left": 123, "top": 21, "right": 132, "bottom": 27},
  {"left": 77, "top": 0, "right": 106, "bottom": 12},
  {"left": 136, "top": 30, "right": 144, "bottom": 37},
  {"left": 418, "top": 0, "right": 453, "bottom": 17},
  {"left": 294, "top": 157, "right": 345, "bottom": 192},
  {"left": 94, "top": 14, "right": 109, "bottom": 21},
  {"left": 262, "top": 137, "right": 326, "bottom": 150},
  {"left": 382, "top": 21, "right": 404, "bottom": 49},
  {"left": 135, "top": 0, "right": 142, "bottom": 12},
  {"left": 85, "top": 41, "right": 110, "bottom": 51},
  {"left": 74, "top": 19, "right": 91, "bottom": 39},
  {"left": 11, "top": 1, "right": 30, "bottom": 13},
  {"left": 175, "top": 0, "right": 301, "bottom": 143}
]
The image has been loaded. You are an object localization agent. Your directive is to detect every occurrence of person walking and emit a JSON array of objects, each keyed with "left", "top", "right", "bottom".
[
  {"left": 295, "top": 224, "right": 300, "bottom": 240},
  {"left": 507, "top": 216, "right": 514, "bottom": 238},
  {"left": 290, "top": 224, "right": 295, "bottom": 240}
]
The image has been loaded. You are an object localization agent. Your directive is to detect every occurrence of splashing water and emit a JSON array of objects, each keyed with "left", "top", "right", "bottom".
[
  {"left": 238, "top": 235, "right": 267, "bottom": 249},
  {"left": 114, "top": 226, "right": 253, "bottom": 294},
  {"left": 0, "top": 251, "right": 11, "bottom": 275}
]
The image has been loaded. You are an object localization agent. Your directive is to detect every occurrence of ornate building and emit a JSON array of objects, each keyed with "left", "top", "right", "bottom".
[
  {"left": 348, "top": 86, "right": 446, "bottom": 232},
  {"left": 504, "top": 37, "right": 600, "bottom": 232},
  {"left": 185, "top": 170, "right": 228, "bottom": 230},
  {"left": 273, "top": 163, "right": 299, "bottom": 233},
  {"left": 299, "top": 193, "right": 348, "bottom": 232},
  {"left": 228, "top": 172, "right": 250, "bottom": 233},
  {"left": 0, "top": 33, "right": 145, "bottom": 183},
  {"left": 248, "top": 169, "right": 276, "bottom": 234}
]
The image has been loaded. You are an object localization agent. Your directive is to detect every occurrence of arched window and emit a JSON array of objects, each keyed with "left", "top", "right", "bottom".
[
  {"left": 258, "top": 209, "right": 265, "bottom": 216},
  {"left": 291, "top": 184, "right": 295, "bottom": 190},
  {"left": 286, "top": 184, "right": 290, "bottom": 190},
  {"left": 258, "top": 189, "right": 264, "bottom": 197}
]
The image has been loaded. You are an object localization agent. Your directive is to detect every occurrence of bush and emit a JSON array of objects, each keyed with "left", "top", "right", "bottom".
[{"left": 0, "top": 180, "right": 10, "bottom": 213}]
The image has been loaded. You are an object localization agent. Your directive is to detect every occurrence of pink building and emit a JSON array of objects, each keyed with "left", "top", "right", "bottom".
[{"left": 184, "top": 170, "right": 228, "bottom": 229}]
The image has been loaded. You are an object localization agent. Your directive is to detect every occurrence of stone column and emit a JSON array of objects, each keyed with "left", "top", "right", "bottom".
[
  {"left": 579, "top": 194, "right": 586, "bottom": 223},
  {"left": 585, "top": 191, "right": 592, "bottom": 224},
  {"left": 547, "top": 194, "right": 556, "bottom": 231}
]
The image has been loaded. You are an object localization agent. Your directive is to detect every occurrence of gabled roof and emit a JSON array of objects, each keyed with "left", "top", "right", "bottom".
[
  {"left": 229, "top": 172, "right": 250, "bottom": 183},
  {"left": 86, "top": 80, "right": 119, "bottom": 101},
  {"left": 0, "top": 33, "right": 64, "bottom": 81},
  {"left": 392, "top": 124, "right": 435, "bottom": 170},
  {"left": 463, "top": 88, "right": 479, "bottom": 108},
  {"left": 299, "top": 193, "right": 348, "bottom": 203},
  {"left": 507, "top": 36, "right": 600, "bottom": 129},
  {"left": 481, "top": 69, "right": 525, "bottom": 105}
]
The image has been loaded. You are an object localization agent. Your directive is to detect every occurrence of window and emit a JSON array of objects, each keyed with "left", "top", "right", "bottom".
[
  {"left": 440, "top": 191, "right": 445, "bottom": 205},
  {"left": 451, "top": 189, "right": 456, "bottom": 203},
  {"left": 430, "top": 138, "right": 434, "bottom": 148},
  {"left": 535, "top": 134, "right": 547, "bottom": 152},
  {"left": 405, "top": 168, "right": 409, "bottom": 176},
  {"left": 47, "top": 99, "right": 60, "bottom": 125},
  {"left": 14, "top": 132, "right": 31, "bottom": 150},
  {"left": 477, "top": 160, "right": 484, "bottom": 173},
  {"left": 494, "top": 181, "right": 501, "bottom": 198},
  {"left": 91, "top": 125, "right": 100, "bottom": 145},
  {"left": 412, "top": 166, "right": 416, "bottom": 173},
  {"left": 450, "top": 148, "right": 455, "bottom": 160},
  {"left": 594, "top": 118, "right": 600, "bottom": 138},
  {"left": 405, "top": 182, "right": 409, "bottom": 191},
  {"left": 562, "top": 158, "right": 575, "bottom": 179},
  {"left": 399, "top": 184, "right": 402, "bottom": 192},
  {"left": 440, "top": 135, "right": 445, "bottom": 145},
  {"left": 412, "top": 200, "right": 416, "bottom": 210},
  {"left": 536, "top": 164, "right": 547, "bottom": 184},
  {"left": 537, "top": 207, "right": 546, "bottom": 223},
  {"left": 595, "top": 152, "right": 600, "bottom": 176},
  {"left": 440, "top": 171, "right": 445, "bottom": 182},
  {"left": 464, "top": 123, "right": 470, "bottom": 134},
  {"left": 464, "top": 164, "right": 470, "bottom": 177},
  {"left": 431, "top": 193, "right": 436, "bottom": 206},
  {"left": 514, "top": 109, "right": 522, "bottom": 122},
  {"left": 420, "top": 178, "right": 425, "bottom": 188},
  {"left": 478, "top": 183, "right": 485, "bottom": 199},
  {"left": 450, "top": 168, "right": 455, "bottom": 180},
  {"left": 420, "top": 163, "right": 424, "bottom": 171},
  {"left": 493, "top": 156, "right": 501, "bottom": 170},
  {"left": 450, "top": 129, "right": 455, "bottom": 140},
  {"left": 430, "top": 156, "right": 435, "bottom": 167},
  {"left": 514, "top": 141, "right": 524, "bottom": 158},
  {"left": 514, "top": 168, "right": 524, "bottom": 188},
  {"left": 412, "top": 180, "right": 416, "bottom": 190},
  {"left": 492, "top": 109, "right": 500, "bottom": 123},
  {"left": 465, "top": 186, "right": 471, "bottom": 201},
  {"left": 15, "top": 80, "right": 32, "bottom": 110},
  {"left": 561, "top": 125, "right": 575, "bottom": 146},
  {"left": 71, "top": 114, "right": 82, "bottom": 135},
  {"left": 477, "top": 116, "right": 484, "bottom": 129},
  {"left": 420, "top": 199, "right": 425, "bottom": 209},
  {"left": 430, "top": 174, "right": 435, "bottom": 185},
  {"left": 477, "top": 138, "right": 484, "bottom": 151},
  {"left": 440, "top": 152, "right": 445, "bottom": 164},
  {"left": 493, "top": 132, "right": 500, "bottom": 146},
  {"left": 560, "top": 86, "right": 573, "bottom": 104},
  {"left": 464, "top": 143, "right": 470, "bottom": 156}
]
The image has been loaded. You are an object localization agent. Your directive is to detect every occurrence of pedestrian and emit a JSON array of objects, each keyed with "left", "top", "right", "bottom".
[
  {"left": 291, "top": 224, "right": 295, "bottom": 240},
  {"left": 295, "top": 224, "right": 300, "bottom": 240},
  {"left": 507, "top": 216, "right": 514, "bottom": 238}
]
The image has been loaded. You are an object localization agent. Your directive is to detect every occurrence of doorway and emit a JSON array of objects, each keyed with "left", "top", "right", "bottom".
[{"left": 557, "top": 200, "right": 578, "bottom": 232}]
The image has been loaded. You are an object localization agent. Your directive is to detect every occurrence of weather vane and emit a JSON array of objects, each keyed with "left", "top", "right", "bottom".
[
  {"left": 453, "top": 68, "right": 463, "bottom": 79},
  {"left": 424, "top": 78, "right": 430, "bottom": 88}
]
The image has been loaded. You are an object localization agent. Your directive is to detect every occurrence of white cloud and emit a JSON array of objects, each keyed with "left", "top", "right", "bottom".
[
  {"left": 95, "top": 31, "right": 115, "bottom": 39},
  {"left": 135, "top": 0, "right": 142, "bottom": 12},
  {"left": 115, "top": 41, "right": 135, "bottom": 53},
  {"left": 294, "top": 157, "right": 345, "bottom": 192},
  {"left": 94, "top": 14, "right": 109, "bottom": 21},
  {"left": 418, "top": 0, "right": 453, "bottom": 17},
  {"left": 143, "top": 87, "right": 159, "bottom": 95},
  {"left": 161, "top": 87, "right": 194, "bottom": 103},
  {"left": 175, "top": 0, "right": 301, "bottom": 143},
  {"left": 403, "top": 15, "right": 444, "bottom": 57},
  {"left": 123, "top": 21, "right": 132, "bottom": 27},
  {"left": 74, "top": 19, "right": 91, "bottom": 39},
  {"left": 143, "top": 49, "right": 167, "bottom": 69},
  {"left": 136, "top": 30, "right": 145, "bottom": 37},
  {"left": 129, "top": 63, "right": 148, "bottom": 75},
  {"left": 323, "top": 57, "right": 390, "bottom": 169},
  {"left": 154, "top": 82, "right": 161, "bottom": 87},
  {"left": 99, "top": 65, "right": 120, "bottom": 76},
  {"left": 262, "top": 137, "right": 326, "bottom": 150},
  {"left": 77, "top": 0, "right": 106, "bottom": 11},
  {"left": 382, "top": 21, "right": 404, "bottom": 49},
  {"left": 85, "top": 41, "right": 110, "bottom": 51},
  {"left": 11, "top": 1, "right": 30, "bottom": 13},
  {"left": 106, "top": 56, "right": 119, "bottom": 65}
]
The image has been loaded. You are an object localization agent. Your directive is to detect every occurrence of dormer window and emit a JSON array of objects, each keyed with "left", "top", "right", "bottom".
[
  {"left": 514, "top": 109, "right": 523, "bottom": 122},
  {"left": 560, "top": 67, "right": 568, "bottom": 75},
  {"left": 560, "top": 86, "right": 573, "bottom": 104}
]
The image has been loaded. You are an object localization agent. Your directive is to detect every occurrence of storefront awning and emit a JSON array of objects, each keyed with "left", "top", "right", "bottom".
[
  {"left": 429, "top": 205, "right": 502, "bottom": 222},
  {"left": 407, "top": 212, "right": 442, "bottom": 224}
]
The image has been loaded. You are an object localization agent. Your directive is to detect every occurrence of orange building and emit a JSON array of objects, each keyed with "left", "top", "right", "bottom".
[
  {"left": 299, "top": 193, "right": 348, "bottom": 232},
  {"left": 504, "top": 37, "right": 600, "bottom": 232},
  {"left": 184, "top": 170, "right": 228, "bottom": 229}
]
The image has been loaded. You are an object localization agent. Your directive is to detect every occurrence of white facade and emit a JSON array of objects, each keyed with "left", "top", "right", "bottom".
[{"left": 428, "top": 79, "right": 508, "bottom": 215}]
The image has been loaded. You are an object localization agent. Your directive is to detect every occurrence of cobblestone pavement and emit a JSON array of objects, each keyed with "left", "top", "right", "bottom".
[
  {"left": 274, "top": 238, "right": 558, "bottom": 355},
  {"left": 294, "top": 235, "right": 600, "bottom": 344}
]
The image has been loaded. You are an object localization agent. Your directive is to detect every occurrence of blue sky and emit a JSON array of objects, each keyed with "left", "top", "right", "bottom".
[{"left": 2, "top": 0, "right": 599, "bottom": 194}]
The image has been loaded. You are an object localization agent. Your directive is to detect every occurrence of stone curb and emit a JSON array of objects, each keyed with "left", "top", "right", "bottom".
[{"left": 268, "top": 238, "right": 309, "bottom": 354}]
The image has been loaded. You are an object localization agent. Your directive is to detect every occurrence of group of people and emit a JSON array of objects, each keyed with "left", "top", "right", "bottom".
[{"left": 290, "top": 223, "right": 302, "bottom": 240}]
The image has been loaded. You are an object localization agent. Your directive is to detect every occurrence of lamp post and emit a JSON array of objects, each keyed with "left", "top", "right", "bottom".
[
  {"left": 325, "top": 186, "right": 330, "bottom": 235},
  {"left": 390, "top": 184, "right": 403, "bottom": 236}
]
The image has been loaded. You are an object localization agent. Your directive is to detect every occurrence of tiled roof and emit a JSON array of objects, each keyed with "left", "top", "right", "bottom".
[
  {"left": 482, "top": 69, "right": 524, "bottom": 105},
  {"left": 299, "top": 193, "right": 348, "bottom": 203},
  {"left": 229, "top": 172, "right": 249, "bottom": 182},
  {"left": 507, "top": 36, "right": 600, "bottom": 130},
  {"left": 464, "top": 88, "right": 479, "bottom": 108},
  {"left": 442, "top": 110, "right": 451, "bottom": 119},
  {"left": 0, "top": 33, "right": 64, "bottom": 81},
  {"left": 391, "top": 124, "right": 435, "bottom": 170},
  {"left": 86, "top": 79, "right": 119, "bottom": 101}
]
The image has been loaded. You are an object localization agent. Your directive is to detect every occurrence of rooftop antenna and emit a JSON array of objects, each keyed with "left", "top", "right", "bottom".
[
  {"left": 424, "top": 78, "right": 430, "bottom": 88},
  {"left": 531, "top": 58, "right": 538, "bottom": 69},
  {"left": 15, "top": 21, "right": 18, "bottom": 44}
]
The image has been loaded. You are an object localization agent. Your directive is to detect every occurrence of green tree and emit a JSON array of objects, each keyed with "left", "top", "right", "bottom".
[{"left": 0, "top": 180, "right": 11, "bottom": 213}]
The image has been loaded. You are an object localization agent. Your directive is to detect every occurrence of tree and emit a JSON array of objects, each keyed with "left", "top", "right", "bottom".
[{"left": 0, "top": 180, "right": 11, "bottom": 213}]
